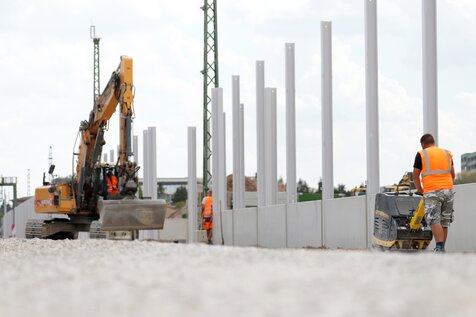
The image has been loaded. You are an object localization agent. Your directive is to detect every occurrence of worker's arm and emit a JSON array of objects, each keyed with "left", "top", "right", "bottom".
[
  {"left": 413, "top": 168, "right": 423, "bottom": 194},
  {"left": 451, "top": 164, "right": 455, "bottom": 181}
]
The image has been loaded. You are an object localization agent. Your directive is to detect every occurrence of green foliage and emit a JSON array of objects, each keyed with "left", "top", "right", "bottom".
[
  {"left": 172, "top": 186, "right": 188, "bottom": 204},
  {"left": 297, "top": 179, "right": 311, "bottom": 193},
  {"left": 298, "top": 192, "right": 322, "bottom": 202},
  {"left": 174, "top": 201, "right": 186, "bottom": 209},
  {"left": 455, "top": 171, "right": 476, "bottom": 185},
  {"left": 158, "top": 183, "right": 165, "bottom": 195},
  {"left": 334, "top": 184, "right": 346, "bottom": 194}
]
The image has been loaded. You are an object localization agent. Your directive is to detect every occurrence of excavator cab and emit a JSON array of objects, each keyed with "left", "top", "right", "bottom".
[{"left": 96, "top": 164, "right": 167, "bottom": 233}]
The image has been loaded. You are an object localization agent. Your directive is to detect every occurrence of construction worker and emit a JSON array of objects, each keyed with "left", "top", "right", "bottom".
[
  {"left": 106, "top": 171, "right": 119, "bottom": 196},
  {"left": 413, "top": 133, "right": 455, "bottom": 253},
  {"left": 201, "top": 189, "right": 213, "bottom": 244}
]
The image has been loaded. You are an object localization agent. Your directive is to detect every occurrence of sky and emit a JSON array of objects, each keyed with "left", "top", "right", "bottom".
[{"left": 1, "top": 0, "right": 476, "bottom": 198}]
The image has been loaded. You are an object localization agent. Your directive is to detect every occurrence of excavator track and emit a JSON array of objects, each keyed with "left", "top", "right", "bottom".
[
  {"left": 25, "top": 219, "right": 44, "bottom": 239},
  {"left": 89, "top": 221, "right": 106, "bottom": 239}
]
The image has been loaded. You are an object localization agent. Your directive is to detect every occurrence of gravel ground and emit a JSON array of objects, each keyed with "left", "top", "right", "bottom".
[{"left": 1, "top": 239, "right": 476, "bottom": 317}]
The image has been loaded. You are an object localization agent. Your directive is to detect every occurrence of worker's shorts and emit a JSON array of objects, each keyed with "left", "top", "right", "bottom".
[
  {"left": 423, "top": 189, "right": 454, "bottom": 227},
  {"left": 203, "top": 217, "right": 213, "bottom": 230}
]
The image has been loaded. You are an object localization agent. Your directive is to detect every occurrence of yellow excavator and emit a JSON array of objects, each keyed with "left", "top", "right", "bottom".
[{"left": 27, "top": 56, "right": 166, "bottom": 239}]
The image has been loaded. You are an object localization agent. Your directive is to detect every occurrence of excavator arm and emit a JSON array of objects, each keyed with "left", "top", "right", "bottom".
[{"left": 75, "top": 56, "right": 136, "bottom": 212}]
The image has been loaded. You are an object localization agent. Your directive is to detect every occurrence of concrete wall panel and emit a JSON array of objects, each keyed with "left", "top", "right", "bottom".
[
  {"left": 221, "top": 210, "right": 234, "bottom": 246},
  {"left": 323, "top": 196, "right": 367, "bottom": 249},
  {"left": 258, "top": 204, "right": 287, "bottom": 248},
  {"left": 158, "top": 218, "right": 187, "bottom": 242},
  {"left": 445, "top": 184, "right": 476, "bottom": 252},
  {"left": 233, "top": 207, "right": 258, "bottom": 247},
  {"left": 286, "top": 201, "right": 322, "bottom": 248}
]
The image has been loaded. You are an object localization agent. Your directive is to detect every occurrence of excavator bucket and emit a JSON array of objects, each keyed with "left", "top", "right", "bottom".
[{"left": 98, "top": 199, "right": 167, "bottom": 231}]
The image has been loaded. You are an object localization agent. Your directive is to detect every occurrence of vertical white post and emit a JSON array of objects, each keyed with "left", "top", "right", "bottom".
[
  {"left": 103, "top": 153, "right": 108, "bottom": 163},
  {"left": 264, "top": 88, "right": 278, "bottom": 205},
  {"left": 187, "top": 127, "right": 197, "bottom": 243},
  {"left": 232, "top": 75, "right": 244, "bottom": 209},
  {"left": 422, "top": 0, "right": 438, "bottom": 144},
  {"left": 110, "top": 149, "right": 115, "bottom": 164},
  {"left": 148, "top": 127, "right": 158, "bottom": 199},
  {"left": 220, "top": 112, "right": 227, "bottom": 212},
  {"left": 285, "top": 43, "right": 297, "bottom": 203},
  {"left": 365, "top": 0, "right": 380, "bottom": 195},
  {"left": 239, "top": 104, "right": 245, "bottom": 208},
  {"left": 256, "top": 61, "right": 266, "bottom": 207},
  {"left": 142, "top": 130, "right": 149, "bottom": 198},
  {"left": 321, "top": 22, "right": 334, "bottom": 200},
  {"left": 133, "top": 135, "right": 139, "bottom": 164},
  {"left": 211, "top": 88, "right": 223, "bottom": 244}
]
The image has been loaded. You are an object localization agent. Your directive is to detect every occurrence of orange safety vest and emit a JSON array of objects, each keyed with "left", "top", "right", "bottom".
[
  {"left": 419, "top": 146, "right": 453, "bottom": 193},
  {"left": 107, "top": 175, "right": 119, "bottom": 195},
  {"left": 202, "top": 196, "right": 213, "bottom": 220}
]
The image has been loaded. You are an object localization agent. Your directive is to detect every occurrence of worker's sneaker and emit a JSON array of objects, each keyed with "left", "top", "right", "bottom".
[{"left": 434, "top": 246, "right": 445, "bottom": 254}]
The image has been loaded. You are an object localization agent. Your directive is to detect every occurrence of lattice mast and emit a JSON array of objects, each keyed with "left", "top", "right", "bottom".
[
  {"left": 48, "top": 146, "right": 53, "bottom": 168},
  {"left": 201, "top": 0, "right": 219, "bottom": 193},
  {"left": 90, "top": 25, "right": 101, "bottom": 104}
]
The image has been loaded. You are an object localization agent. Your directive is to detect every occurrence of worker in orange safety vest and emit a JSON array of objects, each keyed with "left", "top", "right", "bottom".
[
  {"left": 201, "top": 189, "right": 213, "bottom": 244},
  {"left": 413, "top": 133, "right": 455, "bottom": 253},
  {"left": 106, "top": 171, "right": 119, "bottom": 196}
]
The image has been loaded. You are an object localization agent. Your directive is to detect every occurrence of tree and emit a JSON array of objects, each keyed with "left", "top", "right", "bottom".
[
  {"left": 158, "top": 183, "right": 165, "bottom": 195},
  {"left": 455, "top": 171, "right": 476, "bottom": 185},
  {"left": 335, "top": 184, "right": 346, "bottom": 194},
  {"left": 171, "top": 186, "right": 188, "bottom": 204},
  {"left": 297, "top": 179, "right": 311, "bottom": 193}
]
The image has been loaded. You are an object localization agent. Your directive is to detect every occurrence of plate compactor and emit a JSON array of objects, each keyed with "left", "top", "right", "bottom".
[{"left": 373, "top": 192, "right": 433, "bottom": 250}]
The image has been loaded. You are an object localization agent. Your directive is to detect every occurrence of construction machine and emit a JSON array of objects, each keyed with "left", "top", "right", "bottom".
[
  {"left": 382, "top": 172, "right": 415, "bottom": 193},
  {"left": 27, "top": 56, "right": 166, "bottom": 240},
  {"left": 373, "top": 173, "right": 432, "bottom": 250}
]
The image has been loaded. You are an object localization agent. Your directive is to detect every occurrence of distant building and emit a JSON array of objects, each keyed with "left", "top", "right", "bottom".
[{"left": 461, "top": 152, "right": 476, "bottom": 172}]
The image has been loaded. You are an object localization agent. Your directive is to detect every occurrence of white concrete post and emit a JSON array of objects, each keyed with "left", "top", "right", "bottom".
[
  {"left": 110, "top": 149, "right": 115, "bottom": 164},
  {"left": 148, "top": 127, "right": 158, "bottom": 199},
  {"left": 264, "top": 88, "right": 278, "bottom": 205},
  {"left": 256, "top": 61, "right": 266, "bottom": 207},
  {"left": 133, "top": 135, "right": 139, "bottom": 164},
  {"left": 422, "top": 0, "right": 438, "bottom": 144},
  {"left": 220, "top": 112, "right": 227, "bottom": 212},
  {"left": 232, "top": 75, "right": 244, "bottom": 209},
  {"left": 103, "top": 153, "right": 108, "bottom": 163},
  {"left": 142, "top": 130, "right": 149, "bottom": 198},
  {"left": 239, "top": 103, "right": 245, "bottom": 207},
  {"left": 285, "top": 43, "right": 297, "bottom": 203},
  {"left": 211, "top": 88, "right": 223, "bottom": 244},
  {"left": 321, "top": 22, "right": 334, "bottom": 200},
  {"left": 187, "top": 127, "right": 197, "bottom": 243},
  {"left": 365, "top": 0, "right": 380, "bottom": 195}
]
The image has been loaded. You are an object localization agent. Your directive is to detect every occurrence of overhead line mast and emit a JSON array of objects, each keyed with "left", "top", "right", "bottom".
[
  {"left": 201, "top": 0, "right": 219, "bottom": 194},
  {"left": 90, "top": 25, "right": 101, "bottom": 105}
]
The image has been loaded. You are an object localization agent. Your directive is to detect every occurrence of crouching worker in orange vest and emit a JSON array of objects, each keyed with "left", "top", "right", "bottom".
[
  {"left": 201, "top": 190, "right": 213, "bottom": 244},
  {"left": 413, "top": 133, "right": 455, "bottom": 254},
  {"left": 106, "top": 171, "right": 119, "bottom": 196}
]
